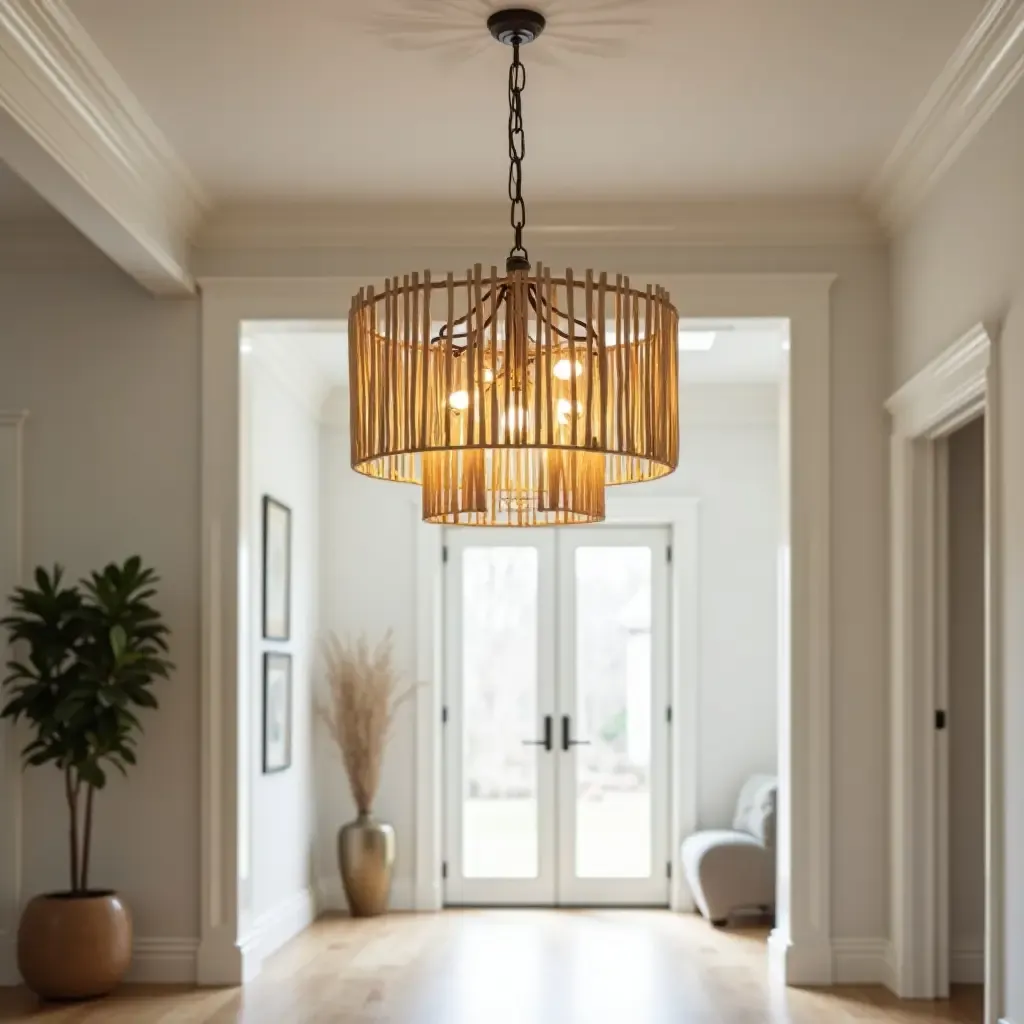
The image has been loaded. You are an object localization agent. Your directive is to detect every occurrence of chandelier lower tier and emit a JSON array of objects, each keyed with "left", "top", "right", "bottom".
[{"left": 349, "top": 265, "right": 679, "bottom": 526}]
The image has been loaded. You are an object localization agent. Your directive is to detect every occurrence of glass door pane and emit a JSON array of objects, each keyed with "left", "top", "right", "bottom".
[
  {"left": 444, "top": 531, "right": 556, "bottom": 905},
  {"left": 573, "top": 545, "right": 653, "bottom": 878},
  {"left": 461, "top": 545, "right": 540, "bottom": 879},
  {"left": 557, "top": 528, "right": 670, "bottom": 906}
]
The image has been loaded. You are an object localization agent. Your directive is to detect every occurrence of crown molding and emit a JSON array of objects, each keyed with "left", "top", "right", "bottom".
[
  {"left": 0, "top": 0, "right": 209, "bottom": 293},
  {"left": 197, "top": 196, "right": 885, "bottom": 252},
  {"left": 868, "top": 0, "right": 1024, "bottom": 229}
]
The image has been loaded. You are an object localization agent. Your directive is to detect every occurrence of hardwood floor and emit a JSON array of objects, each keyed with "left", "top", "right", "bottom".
[{"left": 0, "top": 911, "right": 983, "bottom": 1023}]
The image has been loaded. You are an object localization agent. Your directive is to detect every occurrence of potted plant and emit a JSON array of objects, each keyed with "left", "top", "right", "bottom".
[
  {"left": 1, "top": 557, "right": 172, "bottom": 1000},
  {"left": 318, "top": 630, "right": 414, "bottom": 917}
]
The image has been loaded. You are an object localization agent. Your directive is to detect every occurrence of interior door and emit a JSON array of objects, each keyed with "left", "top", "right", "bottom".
[
  {"left": 557, "top": 527, "right": 671, "bottom": 906},
  {"left": 443, "top": 530, "right": 557, "bottom": 905},
  {"left": 443, "top": 526, "right": 670, "bottom": 907}
]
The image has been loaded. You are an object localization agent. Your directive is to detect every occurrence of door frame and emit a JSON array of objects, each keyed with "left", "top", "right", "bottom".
[
  {"left": 199, "top": 271, "right": 833, "bottom": 985},
  {"left": 425, "top": 499, "right": 699, "bottom": 912},
  {"left": 886, "top": 321, "right": 1003, "bottom": 1022}
]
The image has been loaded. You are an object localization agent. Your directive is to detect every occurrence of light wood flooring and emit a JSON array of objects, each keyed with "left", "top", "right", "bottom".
[{"left": 0, "top": 910, "right": 983, "bottom": 1023}]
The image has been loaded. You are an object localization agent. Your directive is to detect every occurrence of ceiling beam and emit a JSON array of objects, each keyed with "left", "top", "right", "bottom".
[{"left": 0, "top": 0, "right": 207, "bottom": 294}]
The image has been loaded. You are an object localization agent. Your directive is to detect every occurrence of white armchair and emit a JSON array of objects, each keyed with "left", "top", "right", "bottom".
[{"left": 680, "top": 774, "right": 777, "bottom": 927}]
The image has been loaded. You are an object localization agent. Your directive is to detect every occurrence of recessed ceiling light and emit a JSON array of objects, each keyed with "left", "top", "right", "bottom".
[{"left": 679, "top": 330, "right": 716, "bottom": 351}]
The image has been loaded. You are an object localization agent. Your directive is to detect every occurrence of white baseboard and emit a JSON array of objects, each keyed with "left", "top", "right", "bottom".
[
  {"left": 196, "top": 925, "right": 246, "bottom": 987},
  {"left": 950, "top": 942, "right": 984, "bottom": 984},
  {"left": 127, "top": 937, "right": 200, "bottom": 984},
  {"left": 315, "top": 874, "right": 416, "bottom": 915},
  {"left": 768, "top": 928, "right": 834, "bottom": 986},
  {"left": 240, "top": 887, "right": 316, "bottom": 976},
  {"left": 832, "top": 938, "right": 895, "bottom": 987},
  {"left": 2, "top": 934, "right": 200, "bottom": 987}
]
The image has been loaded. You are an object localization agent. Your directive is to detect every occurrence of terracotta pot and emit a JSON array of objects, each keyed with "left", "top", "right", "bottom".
[
  {"left": 18, "top": 891, "right": 132, "bottom": 1000},
  {"left": 338, "top": 813, "right": 395, "bottom": 917}
]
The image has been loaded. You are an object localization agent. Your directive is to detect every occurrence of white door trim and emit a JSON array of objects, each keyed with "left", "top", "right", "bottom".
[
  {"left": 199, "top": 270, "right": 833, "bottom": 986},
  {"left": 886, "top": 321, "right": 1003, "bottom": 1023},
  {"left": 418, "top": 499, "right": 699, "bottom": 912},
  {"left": 0, "top": 411, "right": 27, "bottom": 987}
]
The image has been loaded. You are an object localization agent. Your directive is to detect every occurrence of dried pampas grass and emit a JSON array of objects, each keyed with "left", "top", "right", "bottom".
[{"left": 318, "top": 630, "right": 416, "bottom": 815}]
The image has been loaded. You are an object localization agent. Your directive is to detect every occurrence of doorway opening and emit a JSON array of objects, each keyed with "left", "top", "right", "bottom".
[
  {"left": 887, "top": 322, "right": 1002, "bottom": 1023},
  {"left": 941, "top": 415, "right": 985, "bottom": 1018}
]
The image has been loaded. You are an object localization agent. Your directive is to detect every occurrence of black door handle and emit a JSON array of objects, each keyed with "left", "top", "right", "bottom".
[
  {"left": 522, "top": 714, "right": 553, "bottom": 752},
  {"left": 562, "top": 714, "right": 591, "bottom": 751}
]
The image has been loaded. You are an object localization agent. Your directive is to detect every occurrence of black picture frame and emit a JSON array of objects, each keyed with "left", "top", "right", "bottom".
[
  {"left": 262, "top": 495, "right": 292, "bottom": 641},
  {"left": 262, "top": 652, "right": 293, "bottom": 774}
]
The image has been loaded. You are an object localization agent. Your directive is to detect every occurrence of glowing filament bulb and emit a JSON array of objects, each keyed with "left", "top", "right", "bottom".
[
  {"left": 553, "top": 358, "right": 583, "bottom": 381},
  {"left": 449, "top": 390, "right": 470, "bottom": 411}
]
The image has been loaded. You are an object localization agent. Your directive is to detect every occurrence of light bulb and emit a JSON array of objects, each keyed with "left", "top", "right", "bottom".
[
  {"left": 449, "top": 390, "right": 470, "bottom": 411},
  {"left": 556, "top": 398, "right": 584, "bottom": 424},
  {"left": 553, "top": 358, "right": 583, "bottom": 381},
  {"left": 482, "top": 367, "right": 495, "bottom": 383}
]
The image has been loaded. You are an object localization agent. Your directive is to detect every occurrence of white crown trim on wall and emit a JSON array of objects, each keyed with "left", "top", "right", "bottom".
[
  {"left": 196, "top": 197, "right": 885, "bottom": 252},
  {"left": 0, "top": 0, "right": 208, "bottom": 293},
  {"left": 868, "top": 0, "right": 1024, "bottom": 228}
]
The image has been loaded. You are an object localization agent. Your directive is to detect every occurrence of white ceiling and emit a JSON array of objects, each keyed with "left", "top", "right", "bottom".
[
  {"left": 246, "top": 317, "right": 787, "bottom": 390},
  {"left": 64, "top": 0, "right": 983, "bottom": 205}
]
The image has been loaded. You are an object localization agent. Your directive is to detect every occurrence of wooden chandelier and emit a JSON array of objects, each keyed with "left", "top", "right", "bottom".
[
  {"left": 349, "top": 264, "right": 679, "bottom": 525},
  {"left": 347, "top": 8, "right": 679, "bottom": 525}
]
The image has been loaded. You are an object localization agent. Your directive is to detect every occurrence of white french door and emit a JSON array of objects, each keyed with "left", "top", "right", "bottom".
[{"left": 443, "top": 526, "right": 671, "bottom": 906}]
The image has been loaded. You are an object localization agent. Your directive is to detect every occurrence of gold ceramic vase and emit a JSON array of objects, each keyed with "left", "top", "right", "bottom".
[{"left": 338, "top": 813, "right": 395, "bottom": 917}]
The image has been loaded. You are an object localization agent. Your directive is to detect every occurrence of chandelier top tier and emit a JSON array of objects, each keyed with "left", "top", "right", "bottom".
[{"left": 348, "top": 9, "right": 679, "bottom": 526}]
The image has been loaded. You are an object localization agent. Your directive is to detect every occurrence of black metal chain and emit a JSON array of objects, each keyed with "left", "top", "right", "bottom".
[{"left": 507, "top": 38, "right": 527, "bottom": 263}]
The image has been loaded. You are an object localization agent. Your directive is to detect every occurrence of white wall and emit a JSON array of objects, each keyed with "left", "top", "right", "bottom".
[
  {"left": 947, "top": 416, "right": 985, "bottom": 979},
  {"left": 0, "top": 265, "right": 201, "bottom": 977},
  {"left": 315, "top": 381, "right": 781, "bottom": 901},
  {"left": 240, "top": 346, "right": 319, "bottom": 946},
  {"left": 213, "top": 236, "right": 888, "bottom": 943},
  {"left": 315, "top": 400, "right": 420, "bottom": 909},
  {"left": 642, "top": 382, "right": 780, "bottom": 827},
  {"left": 892, "top": 80, "right": 1024, "bottom": 1018}
]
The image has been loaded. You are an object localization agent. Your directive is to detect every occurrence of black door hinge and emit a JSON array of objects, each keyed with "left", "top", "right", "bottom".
[
  {"left": 666, "top": 861, "right": 672, "bottom": 879},
  {"left": 442, "top": 545, "right": 449, "bottom": 564},
  {"left": 666, "top": 544, "right": 672, "bottom": 564},
  {"left": 666, "top": 706, "right": 672, "bottom": 725},
  {"left": 936, "top": 709, "right": 947, "bottom": 730},
  {"left": 442, "top": 861, "right": 448, "bottom": 879},
  {"left": 442, "top": 706, "right": 448, "bottom": 725}
]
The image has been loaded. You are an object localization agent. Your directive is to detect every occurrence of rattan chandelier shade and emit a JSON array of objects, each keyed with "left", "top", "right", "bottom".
[{"left": 348, "top": 263, "right": 679, "bottom": 526}]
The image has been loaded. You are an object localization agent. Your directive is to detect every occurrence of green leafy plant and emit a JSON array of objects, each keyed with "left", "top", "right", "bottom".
[{"left": 0, "top": 557, "right": 173, "bottom": 894}]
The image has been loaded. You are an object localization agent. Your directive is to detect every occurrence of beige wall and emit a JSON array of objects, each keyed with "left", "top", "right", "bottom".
[
  {"left": 947, "top": 417, "right": 985, "bottom": 971},
  {"left": 0, "top": 266, "right": 200, "bottom": 946},
  {"left": 892, "top": 81, "right": 1024, "bottom": 1017}
]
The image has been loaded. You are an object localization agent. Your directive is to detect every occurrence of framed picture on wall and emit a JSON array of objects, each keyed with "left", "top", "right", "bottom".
[
  {"left": 262, "top": 652, "right": 292, "bottom": 773},
  {"left": 262, "top": 495, "right": 291, "bottom": 640}
]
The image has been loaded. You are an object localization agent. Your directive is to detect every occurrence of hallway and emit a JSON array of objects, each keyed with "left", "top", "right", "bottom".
[{"left": 0, "top": 911, "right": 983, "bottom": 1022}]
